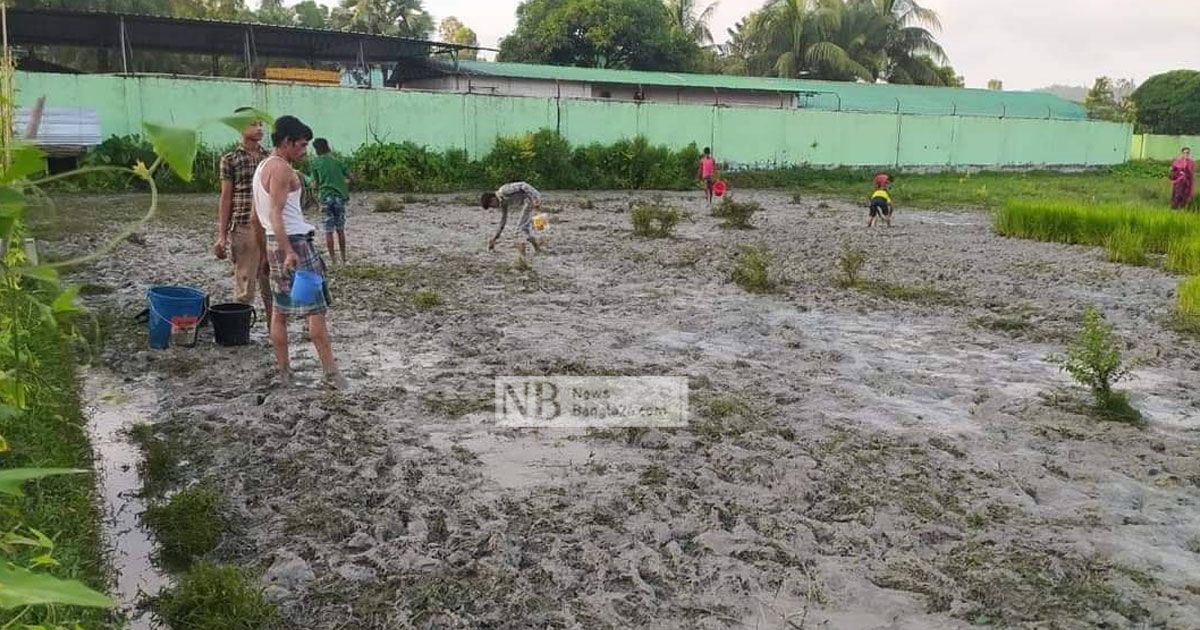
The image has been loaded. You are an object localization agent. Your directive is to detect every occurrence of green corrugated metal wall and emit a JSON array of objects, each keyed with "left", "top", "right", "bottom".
[
  {"left": 16, "top": 72, "right": 1132, "bottom": 168},
  {"left": 1131, "top": 134, "right": 1200, "bottom": 161}
]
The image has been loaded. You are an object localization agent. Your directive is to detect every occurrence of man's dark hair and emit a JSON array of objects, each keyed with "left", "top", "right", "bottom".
[
  {"left": 271, "top": 115, "right": 313, "bottom": 146},
  {"left": 313, "top": 138, "right": 331, "bottom": 154},
  {"left": 703, "top": 147, "right": 711, "bottom": 154},
  {"left": 480, "top": 192, "right": 498, "bottom": 209}
]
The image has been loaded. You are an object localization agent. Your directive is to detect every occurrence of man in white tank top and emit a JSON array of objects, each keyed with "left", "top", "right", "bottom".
[{"left": 254, "top": 115, "right": 346, "bottom": 389}]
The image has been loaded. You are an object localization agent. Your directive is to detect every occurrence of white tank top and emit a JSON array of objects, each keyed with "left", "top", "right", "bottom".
[{"left": 253, "top": 155, "right": 314, "bottom": 236}]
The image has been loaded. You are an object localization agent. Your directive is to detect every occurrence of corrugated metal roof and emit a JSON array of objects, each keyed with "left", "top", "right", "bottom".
[
  {"left": 16, "top": 107, "right": 102, "bottom": 148},
  {"left": 447, "top": 60, "right": 1087, "bottom": 120}
]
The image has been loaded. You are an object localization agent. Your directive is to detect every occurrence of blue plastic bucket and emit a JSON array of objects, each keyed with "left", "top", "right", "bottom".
[
  {"left": 146, "top": 286, "right": 207, "bottom": 349},
  {"left": 290, "top": 270, "right": 324, "bottom": 306}
]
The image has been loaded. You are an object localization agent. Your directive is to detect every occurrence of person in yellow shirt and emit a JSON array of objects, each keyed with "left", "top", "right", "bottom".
[{"left": 868, "top": 173, "right": 894, "bottom": 228}]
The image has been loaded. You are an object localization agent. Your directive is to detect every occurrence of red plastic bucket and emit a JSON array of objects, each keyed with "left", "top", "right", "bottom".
[{"left": 713, "top": 180, "right": 728, "bottom": 197}]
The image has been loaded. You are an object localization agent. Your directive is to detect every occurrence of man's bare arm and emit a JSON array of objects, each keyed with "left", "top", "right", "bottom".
[
  {"left": 492, "top": 206, "right": 508, "bottom": 242},
  {"left": 214, "top": 179, "right": 233, "bottom": 258},
  {"left": 266, "top": 162, "right": 296, "bottom": 266}
]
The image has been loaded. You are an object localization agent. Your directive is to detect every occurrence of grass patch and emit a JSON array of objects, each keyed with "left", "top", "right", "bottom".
[
  {"left": 935, "top": 543, "right": 1151, "bottom": 624},
  {"left": 631, "top": 203, "right": 688, "bottom": 238},
  {"left": 711, "top": 196, "right": 761, "bottom": 229},
  {"left": 412, "top": 289, "right": 442, "bottom": 309},
  {"left": 1104, "top": 226, "right": 1149, "bottom": 266},
  {"left": 334, "top": 263, "right": 411, "bottom": 283},
  {"left": 691, "top": 393, "right": 780, "bottom": 440},
  {"left": 858, "top": 280, "right": 960, "bottom": 306},
  {"left": 727, "top": 162, "right": 1172, "bottom": 210},
  {"left": 128, "top": 423, "right": 181, "bottom": 498},
  {"left": 153, "top": 561, "right": 276, "bottom": 630},
  {"left": 372, "top": 196, "right": 405, "bottom": 213},
  {"left": 141, "top": 484, "right": 225, "bottom": 570},
  {"left": 1166, "top": 238, "right": 1200, "bottom": 275},
  {"left": 421, "top": 392, "right": 492, "bottom": 418},
  {"left": 0, "top": 303, "right": 108, "bottom": 627},
  {"left": 995, "top": 200, "right": 1200, "bottom": 254},
  {"left": 731, "top": 244, "right": 776, "bottom": 293},
  {"left": 1178, "top": 276, "right": 1200, "bottom": 318}
]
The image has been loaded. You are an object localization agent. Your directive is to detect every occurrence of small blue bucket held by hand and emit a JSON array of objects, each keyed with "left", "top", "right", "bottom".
[{"left": 290, "top": 270, "right": 324, "bottom": 306}]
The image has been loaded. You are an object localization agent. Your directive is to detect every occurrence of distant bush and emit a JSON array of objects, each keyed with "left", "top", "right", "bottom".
[
  {"left": 372, "top": 196, "right": 405, "bottom": 213},
  {"left": 50, "top": 134, "right": 224, "bottom": 193}
]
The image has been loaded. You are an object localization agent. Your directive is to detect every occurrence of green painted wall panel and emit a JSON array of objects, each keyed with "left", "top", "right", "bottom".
[
  {"left": 1132, "top": 134, "right": 1200, "bottom": 161},
  {"left": 16, "top": 72, "right": 1132, "bottom": 169}
]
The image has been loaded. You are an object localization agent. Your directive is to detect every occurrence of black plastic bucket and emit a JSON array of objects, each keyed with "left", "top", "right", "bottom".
[{"left": 210, "top": 302, "right": 256, "bottom": 347}]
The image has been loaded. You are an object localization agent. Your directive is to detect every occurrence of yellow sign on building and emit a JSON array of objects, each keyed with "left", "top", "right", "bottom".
[{"left": 264, "top": 67, "right": 341, "bottom": 84}]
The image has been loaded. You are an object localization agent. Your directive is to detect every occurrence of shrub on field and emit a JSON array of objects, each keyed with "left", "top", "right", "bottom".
[
  {"left": 836, "top": 245, "right": 867, "bottom": 287},
  {"left": 631, "top": 203, "right": 687, "bottom": 238},
  {"left": 731, "top": 244, "right": 776, "bottom": 293},
  {"left": 53, "top": 134, "right": 224, "bottom": 193},
  {"left": 1058, "top": 306, "right": 1140, "bottom": 423},
  {"left": 1104, "top": 226, "right": 1148, "bottom": 266},
  {"left": 712, "top": 196, "right": 762, "bottom": 229}
]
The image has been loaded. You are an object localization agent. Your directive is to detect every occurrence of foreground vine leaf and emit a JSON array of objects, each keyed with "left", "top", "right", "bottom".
[
  {"left": 0, "top": 468, "right": 86, "bottom": 497},
  {"left": 143, "top": 122, "right": 198, "bottom": 182},
  {"left": 0, "top": 564, "right": 113, "bottom": 609},
  {"left": 219, "top": 107, "right": 274, "bottom": 134}
]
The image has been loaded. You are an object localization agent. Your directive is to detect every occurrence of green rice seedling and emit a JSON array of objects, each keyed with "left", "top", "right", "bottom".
[
  {"left": 1104, "top": 226, "right": 1148, "bottom": 266},
  {"left": 154, "top": 562, "right": 276, "bottom": 629},
  {"left": 996, "top": 200, "right": 1200, "bottom": 255},
  {"left": 1058, "top": 306, "right": 1140, "bottom": 423},
  {"left": 1166, "top": 237, "right": 1200, "bottom": 275},
  {"left": 836, "top": 245, "right": 867, "bottom": 287},
  {"left": 630, "top": 203, "right": 687, "bottom": 238},
  {"left": 1178, "top": 276, "right": 1200, "bottom": 319},
  {"left": 731, "top": 244, "right": 775, "bottom": 293}
]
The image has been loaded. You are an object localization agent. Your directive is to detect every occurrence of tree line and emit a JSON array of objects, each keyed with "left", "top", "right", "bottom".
[{"left": 15, "top": 0, "right": 960, "bottom": 87}]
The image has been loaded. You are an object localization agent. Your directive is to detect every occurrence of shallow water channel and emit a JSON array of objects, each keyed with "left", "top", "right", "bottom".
[{"left": 83, "top": 369, "right": 168, "bottom": 629}]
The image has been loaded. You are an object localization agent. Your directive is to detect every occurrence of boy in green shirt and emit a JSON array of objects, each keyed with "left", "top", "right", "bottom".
[{"left": 309, "top": 138, "right": 352, "bottom": 263}]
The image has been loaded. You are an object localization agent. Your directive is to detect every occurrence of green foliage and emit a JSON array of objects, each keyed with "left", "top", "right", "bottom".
[
  {"left": 836, "top": 245, "right": 866, "bottom": 287},
  {"left": 0, "top": 563, "right": 113, "bottom": 609},
  {"left": 995, "top": 200, "right": 1200, "bottom": 254},
  {"left": 498, "top": 0, "right": 701, "bottom": 71},
  {"left": 1166, "top": 238, "right": 1200, "bottom": 275},
  {"left": 1059, "top": 307, "right": 1138, "bottom": 422},
  {"left": 712, "top": 196, "right": 762, "bottom": 229},
  {"left": 1178, "top": 276, "right": 1200, "bottom": 319},
  {"left": 64, "top": 135, "right": 223, "bottom": 193},
  {"left": 727, "top": 0, "right": 949, "bottom": 85},
  {"left": 731, "top": 244, "right": 775, "bottom": 293},
  {"left": 630, "top": 203, "right": 687, "bottom": 238},
  {"left": 1084, "top": 77, "right": 1136, "bottom": 123},
  {"left": 350, "top": 141, "right": 477, "bottom": 192},
  {"left": 154, "top": 562, "right": 276, "bottom": 630},
  {"left": 1104, "top": 226, "right": 1148, "bottom": 266},
  {"left": 141, "top": 485, "right": 225, "bottom": 570},
  {"left": 728, "top": 163, "right": 1171, "bottom": 209},
  {"left": 1130, "top": 70, "right": 1200, "bottom": 135}
]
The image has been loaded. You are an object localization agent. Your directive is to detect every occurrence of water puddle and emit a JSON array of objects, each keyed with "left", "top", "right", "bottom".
[{"left": 83, "top": 369, "right": 169, "bottom": 629}]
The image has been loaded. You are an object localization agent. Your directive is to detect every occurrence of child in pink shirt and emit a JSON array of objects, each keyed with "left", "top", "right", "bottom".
[{"left": 698, "top": 147, "right": 717, "bottom": 205}]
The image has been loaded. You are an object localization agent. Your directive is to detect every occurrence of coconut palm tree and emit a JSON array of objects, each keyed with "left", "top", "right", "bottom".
[
  {"left": 869, "top": 0, "right": 947, "bottom": 84},
  {"left": 665, "top": 0, "right": 720, "bottom": 46},
  {"left": 753, "top": 0, "right": 873, "bottom": 81},
  {"left": 332, "top": 0, "right": 433, "bottom": 38}
]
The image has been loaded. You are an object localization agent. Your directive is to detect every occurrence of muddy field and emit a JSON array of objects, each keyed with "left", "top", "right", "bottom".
[{"left": 60, "top": 190, "right": 1200, "bottom": 628}]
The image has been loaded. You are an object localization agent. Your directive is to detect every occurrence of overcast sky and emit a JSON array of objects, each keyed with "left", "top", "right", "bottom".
[{"left": 276, "top": 0, "right": 1199, "bottom": 90}]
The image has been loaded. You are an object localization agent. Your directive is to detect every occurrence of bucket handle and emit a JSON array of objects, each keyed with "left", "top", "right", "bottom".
[{"left": 148, "top": 300, "right": 208, "bottom": 327}]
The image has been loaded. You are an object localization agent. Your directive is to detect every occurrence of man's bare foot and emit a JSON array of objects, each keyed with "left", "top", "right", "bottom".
[{"left": 277, "top": 368, "right": 293, "bottom": 388}]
